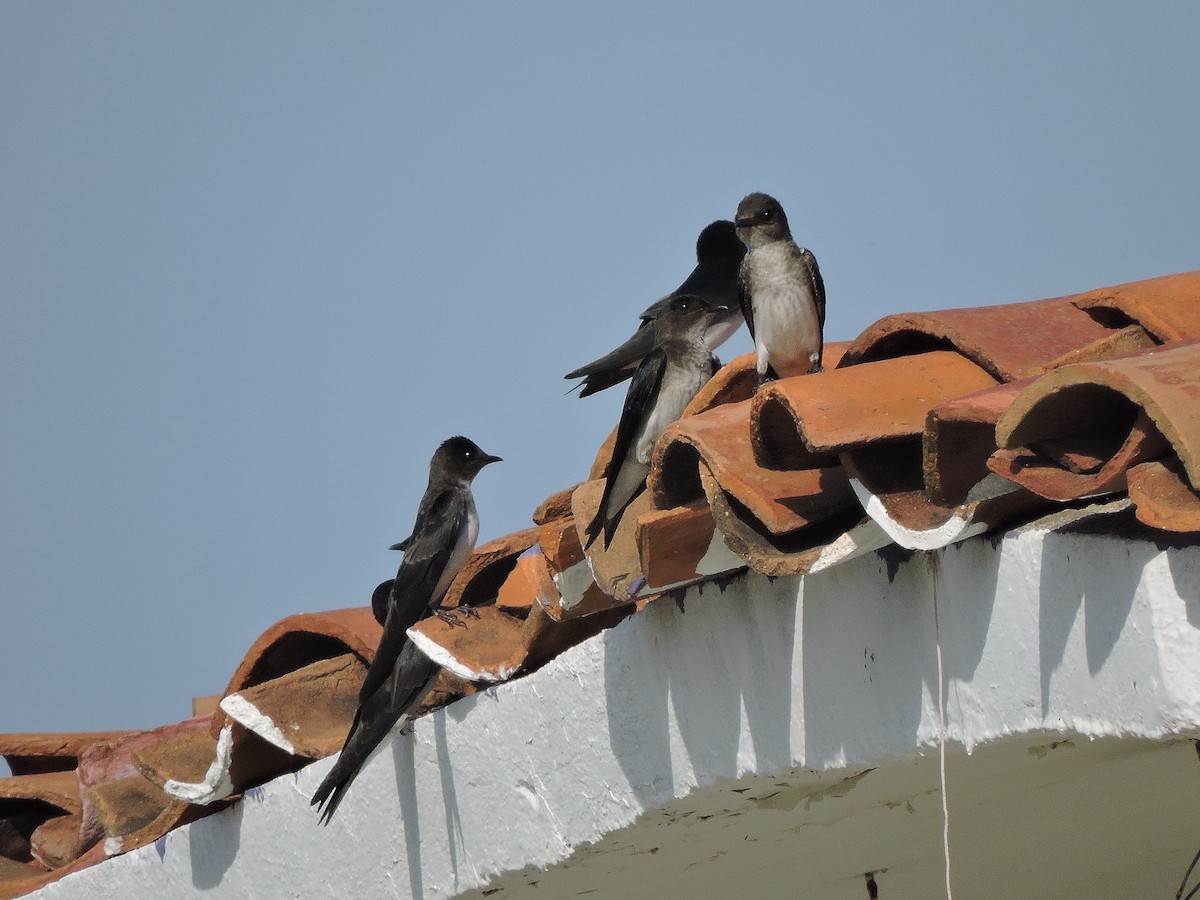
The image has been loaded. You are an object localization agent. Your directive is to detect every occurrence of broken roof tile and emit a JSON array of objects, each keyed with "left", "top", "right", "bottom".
[
  {"left": 697, "top": 458, "right": 891, "bottom": 576},
  {"left": 1127, "top": 459, "right": 1200, "bottom": 533},
  {"left": 27, "top": 815, "right": 86, "bottom": 872},
  {"left": 991, "top": 341, "right": 1200, "bottom": 502},
  {"left": 535, "top": 517, "right": 615, "bottom": 621},
  {"left": 635, "top": 502, "right": 745, "bottom": 591}
]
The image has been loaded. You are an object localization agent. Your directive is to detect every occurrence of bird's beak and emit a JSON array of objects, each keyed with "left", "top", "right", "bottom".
[
  {"left": 734, "top": 217, "right": 754, "bottom": 228},
  {"left": 482, "top": 454, "right": 503, "bottom": 466}
]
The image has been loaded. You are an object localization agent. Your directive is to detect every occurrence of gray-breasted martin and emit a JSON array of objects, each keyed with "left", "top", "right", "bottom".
[
  {"left": 565, "top": 220, "right": 746, "bottom": 398},
  {"left": 735, "top": 193, "right": 826, "bottom": 388},
  {"left": 312, "top": 436, "right": 500, "bottom": 824},
  {"left": 584, "top": 294, "right": 725, "bottom": 549}
]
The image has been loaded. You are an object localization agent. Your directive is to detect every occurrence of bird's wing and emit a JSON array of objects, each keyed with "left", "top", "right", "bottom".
[
  {"left": 585, "top": 347, "right": 666, "bottom": 548},
  {"left": 738, "top": 259, "right": 755, "bottom": 340},
  {"left": 359, "top": 488, "right": 468, "bottom": 701},
  {"left": 565, "top": 317, "right": 656, "bottom": 388},
  {"left": 801, "top": 247, "right": 826, "bottom": 330}
]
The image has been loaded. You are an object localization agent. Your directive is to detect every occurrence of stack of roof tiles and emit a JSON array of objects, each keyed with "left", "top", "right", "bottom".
[{"left": 4, "top": 270, "right": 1200, "bottom": 898}]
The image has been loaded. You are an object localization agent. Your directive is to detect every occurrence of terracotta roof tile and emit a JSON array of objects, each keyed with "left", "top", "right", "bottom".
[
  {"left": 570, "top": 480, "right": 654, "bottom": 606},
  {"left": 0, "top": 732, "right": 130, "bottom": 777},
  {"left": 406, "top": 586, "right": 631, "bottom": 684},
  {"left": 758, "top": 351, "right": 998, "bottom": 453},
  {"left": 1072, "top": 270, "right": 1200, "bottom": 342},
  {"left": 0, "top": 771, "right": 92, "bottom": 896},
  {"left": 84, "top": 774, "right": 199, "bottom": 858},
  {"left": 840, "top": 292, "right": 1116, "bottom": 380},
  {"left": 441, "top": 527, "right": 540, "bottom": 611},
  {"left": 218, "top": 654, "right": 365, "bottom": 759},
  {"left": 532, "top": 485, "right": 578, "bottom": 526},
  {"left": 636, "top": 502, "right": 744, "bottom": 591},
  {"left": 217, "top": 607, "right": 384, "bottom": 706},
  {"left": 531, "top": 518, "right": 616, "bottom": 620},
  {"left": 1127, "top": 459, "right": 1200, "bottom": 533},
  {"left": 652, "top": 400, "right": 855, "bottom": 532},
  {"left": 991, "top": 341, "right": 1200, "bottom": 503}
]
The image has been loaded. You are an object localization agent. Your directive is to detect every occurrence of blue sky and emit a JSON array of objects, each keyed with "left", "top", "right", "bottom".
[{"left": 2, "top": 2, "right": 1198, "bottom": 744}]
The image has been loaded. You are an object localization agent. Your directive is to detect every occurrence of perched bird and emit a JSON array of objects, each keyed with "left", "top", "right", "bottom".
[
  {"left": 584, "top": 294, "right": 726, "bottom": 549},
  {"left": 565, "top": 220, "right": 746, "bottom": 398},
  {"left": 735, "top": 192, "right": 826, "bottom": 388},
  {"left": 312, "top": 436, "right": 500, "bottom": 824}
]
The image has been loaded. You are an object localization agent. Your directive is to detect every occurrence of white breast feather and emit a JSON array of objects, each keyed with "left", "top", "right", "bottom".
[
  {"left": 748, "top": 243, "right": 821, "bottom": 377},
  {"left": 431, "top": 498, "right": 478, "bottom": 606}
]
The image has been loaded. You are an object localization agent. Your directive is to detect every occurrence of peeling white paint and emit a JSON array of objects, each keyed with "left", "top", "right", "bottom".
[
  {"left": 405, "top": 627, "right": 515, "bottom": 683},
  {"left": 219, "top": 694, "right": 296, "bottom": 755},
  {"left": 34, "top": 527, "right": 1200, "bottom": 900},
  {"left": 693, "top": 528, "right": 745, "bottom": 578},
  {"left": 160, "top": 723, "right": 235, "bottom": 805},
  {"left": 851, "top": 479, "right": 991, "bottom": 550},
  {"left": 807, "top": 516, "right": 893, "bottom": 573},
  {"left": 553, "top": 558, "right": 594, "bottom": 612},
  {"left": 102, "top": 837, "right": 122, "bottom": 857}
]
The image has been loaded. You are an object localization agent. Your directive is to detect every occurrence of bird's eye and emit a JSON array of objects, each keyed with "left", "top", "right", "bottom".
[{"left": 759, "top": 209, "right": 773, "bottom": 221}]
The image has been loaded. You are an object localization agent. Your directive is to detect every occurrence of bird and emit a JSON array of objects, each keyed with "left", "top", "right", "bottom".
[
  {"left": 584, "top": 294, "right": 726, "bottom": 550},
  {"left": 734, "top": 192, "right": 826, "bottom": 388},
  {"left": 312, "top": 436, "right": 501, "bottom": 824},
  {"left": 565, "top": 220, "right": 746, "bottom": 398}
]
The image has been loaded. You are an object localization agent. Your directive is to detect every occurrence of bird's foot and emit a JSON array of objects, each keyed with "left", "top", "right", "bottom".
[
  {"left": 434, "top": 607, "right": 471, "bottom": 627},
  {"left": 755, "top": 371, "right": 777, "bottom": 393}
]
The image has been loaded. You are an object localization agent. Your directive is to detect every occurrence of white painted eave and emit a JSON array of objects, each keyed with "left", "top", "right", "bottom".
[{"left": 33, "top": 525, "right": 1200, "bottom": 899}]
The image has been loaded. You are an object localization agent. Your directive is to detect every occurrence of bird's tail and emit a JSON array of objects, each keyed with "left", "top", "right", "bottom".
[
  {"left": 310, "top": 713, "right": 374, "bottom": 826},
  {"left": 310, "top": 645, "right": 441, "bottom": 825},
  {"left": 311, "top": 759, "right": 358, "bottom": 826}
]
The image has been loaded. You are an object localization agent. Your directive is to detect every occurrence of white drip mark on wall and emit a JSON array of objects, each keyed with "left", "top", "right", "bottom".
[{"left": 929, "top": 551, "right": 953, "bottom": 900}]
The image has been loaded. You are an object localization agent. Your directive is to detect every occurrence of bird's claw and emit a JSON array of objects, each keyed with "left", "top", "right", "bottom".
[
  {"left": 755, "top": 372, "right": 777, "bottom": 393},
  {"left": 433, "top": 607, "right": 476, "bottom": 627}
]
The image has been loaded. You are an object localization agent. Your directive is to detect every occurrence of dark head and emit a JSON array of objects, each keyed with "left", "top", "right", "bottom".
[
  {"left": 694, "top": 220, "right": 746, "bottom": 264},
  {"left": 734, "top": 192, "right": 791, "bottom": 249},
  {"left": 432, "top": 436, "right": 502, "bottom": 484},
  {"left": 654, "top": 293, "right": 725, "bottom": 343}
]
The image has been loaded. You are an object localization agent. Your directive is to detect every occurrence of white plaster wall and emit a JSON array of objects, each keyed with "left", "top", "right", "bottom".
[{"left": 34, "top": 526, "right": 1200, "bottom": 899}]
